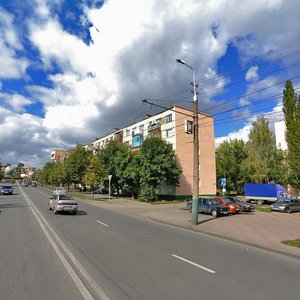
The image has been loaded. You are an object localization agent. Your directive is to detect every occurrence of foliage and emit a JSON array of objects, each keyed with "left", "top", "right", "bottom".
[
  {"left": 283, "top": 80, "right": 300, "bottom": 189},
  {"left": 99, "top": 140, "right": 129, "bottom": 194},
  {"left": 271, "top": 149, "right": 288, "bottom": 186},
  {"left": 281, "top": 239, "right": 300, "bottom": 248},
  {"left": 139, "top": 183, "right": 159, "bottom": 202},
  {"left": 38, "top": 161, "right": 65, "bottom": 186},
  {"left": 118, "top": 149, "right": 141, "bottom": 198},
  {"left": 241, "top": 117, "right": 276, "bottom": 183},
  {"left": 216, "top": 139, "right": 247, "bottom": 194},
  {"left": 83, "top": 155, "right": 106, "bottom": 191},
  {"left": 64, "top": 144, "right": 91, "bottom": 186},
  {"left": 138, "top": 137, "right": 182, "bottom": 201}
]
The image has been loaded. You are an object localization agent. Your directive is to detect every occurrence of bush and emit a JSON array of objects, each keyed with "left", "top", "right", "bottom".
[{"left": 139, "top": 184, "right": 158, "bottom": 202}]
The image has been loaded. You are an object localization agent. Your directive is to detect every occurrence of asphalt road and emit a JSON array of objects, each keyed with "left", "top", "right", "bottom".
[{"left": 0, "top": 184, "right": 299, "bottom": 300}]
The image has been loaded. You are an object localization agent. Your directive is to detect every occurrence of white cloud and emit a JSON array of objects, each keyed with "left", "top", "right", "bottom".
[
  {"left": 0, "top": 8, "right": 29, "bottom": 79},
  {"left": 1, "top": 0, "right": 300, "bottom": 167},
  {"left": 0, "top": 93, "right": 33, "bottom": 113},
  {"left": 246, "top": 66, "right": 259, "bottom": 81}
]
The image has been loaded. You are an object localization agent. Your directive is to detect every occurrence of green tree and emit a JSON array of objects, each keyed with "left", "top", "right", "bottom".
[
  {"left": 83, "top": 155, "right": 107, "bottom": 193},
  {"left": 241, "top": 117, "right": 276, "bottom": 183},
  {"left": 271, "top": 148, "right": 288, "bottom": 186},
  {"left": 283, "top": 80, "right": 300, "bottom": 189},
  {"left": 65, "top": 144, "right": 91, "bottom": 189},
  {"left": 216, "top": 139, "right": 247, "bottom": 194},
  {"left": 122, "top": 151, "right": 141, "bottom": 198},
  {"left": 99, "top": 140, "right": 127, "bottom": 194},
  {"left": 0, "top": 167, "right": 4, "bottom": 181},
  {"left": 139, "top": 137, "right": 182, "bottom": 202}
]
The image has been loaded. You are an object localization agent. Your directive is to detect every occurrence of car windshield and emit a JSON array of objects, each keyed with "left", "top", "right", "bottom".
[
  {"left": 2, "top": 186, "right": 12, "bottom": 189},
  {"left": 221, "top": 198, "right": 232, "bottom": 204},
  {"left": 277, "top": 198, "right": 291, "bottom": 203},
  {"left": 59, "top": 194, "right": 74, "bottom": 200}
]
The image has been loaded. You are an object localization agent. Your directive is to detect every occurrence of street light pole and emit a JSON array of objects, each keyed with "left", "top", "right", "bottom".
[{"left": 176, "top": 59, "right": 199, "bottom": 225}]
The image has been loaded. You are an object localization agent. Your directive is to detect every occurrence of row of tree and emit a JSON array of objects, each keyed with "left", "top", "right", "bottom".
[
  {"left": 216, "top": 80, "right": 300, "bottom": 194},
  {"left": 37, "top": 136, "right": 182, "bottom": 202}
]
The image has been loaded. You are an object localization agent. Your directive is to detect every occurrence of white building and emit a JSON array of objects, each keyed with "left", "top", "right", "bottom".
[{"left": 274, "top": 120, "right": 287, "bottom": 151}]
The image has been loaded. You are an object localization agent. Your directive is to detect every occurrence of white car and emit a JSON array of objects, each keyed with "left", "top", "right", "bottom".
[
  {"left": 53, "top": 187, "right": 67, "bottom": 195},
  {"left": 49, "top": 194, "right": 78, "bottom": 215}
]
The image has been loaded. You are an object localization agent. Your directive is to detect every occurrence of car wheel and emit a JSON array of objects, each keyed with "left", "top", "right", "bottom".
[
  {"left": 72, "top": 211, "right": 77, "bottom": 215},
  {"left": 211, "top": 210, "right": 218, "bottom": 218},
  {"left": 286, "top": 207, "right": 292, "bottom": 214}
]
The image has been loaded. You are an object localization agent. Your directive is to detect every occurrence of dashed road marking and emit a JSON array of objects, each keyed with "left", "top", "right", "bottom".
[
  {"left": 96, "top": 220, "right": 109, "bottom": 227},
  {"left": 172, "top": 254, "right": 216, "bottom": 274}
]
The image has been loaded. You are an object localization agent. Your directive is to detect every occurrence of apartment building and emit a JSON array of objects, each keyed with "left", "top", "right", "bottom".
[
  {"left": 50, "top": 150, "right": 67, "bottom": 163},
  {"left": 86, "top": 105, "right": 216, "bottom": 198}
]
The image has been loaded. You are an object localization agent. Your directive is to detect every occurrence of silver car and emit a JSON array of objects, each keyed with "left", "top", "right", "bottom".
[
  {"left": 49, "top": 194, "right": 78, "bottom": 215},
  {"left": 270, "top": 198, "right": 300, "bottom": 213}
]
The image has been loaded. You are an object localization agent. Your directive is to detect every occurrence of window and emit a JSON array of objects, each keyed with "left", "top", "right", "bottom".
[
  {"left": 139, "top": 124, "right": 144, "bottom": 132},
  {"left": 166, "top": 129, "right": 173, "bottom": 138},
  {"left": 165, "top": 114, "right": 172, "bottom": 123},
  {"left": 126, "top": 129, "right": 130, "bottom": 137},
  {"left": 132, "top": 134, "right": 144, "bottom": 148}
]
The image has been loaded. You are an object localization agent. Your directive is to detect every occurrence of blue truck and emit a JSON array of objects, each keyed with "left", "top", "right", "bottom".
[{"left": 244, "top": 183, "right": 289, "bottom": 205}]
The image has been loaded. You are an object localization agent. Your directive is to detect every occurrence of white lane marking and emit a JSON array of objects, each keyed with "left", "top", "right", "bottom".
[
  {"left": 96, "top": 220, "right": 109, "bottom": 227},
  {"left": 19, "top": 187, "right": 110, "bottom": 300},
  {"left": 172, "top": 254, "right": 216, "bottom": 274}
]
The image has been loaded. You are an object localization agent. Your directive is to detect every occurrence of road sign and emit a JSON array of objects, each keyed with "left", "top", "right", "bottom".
[{"left": 221, "top": 178, "right": 226, "bottom": 187}]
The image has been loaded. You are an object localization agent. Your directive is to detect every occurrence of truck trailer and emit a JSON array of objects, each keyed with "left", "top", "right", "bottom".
[{"left": 244, "top": 183, "right": 288, "bottom": 205}]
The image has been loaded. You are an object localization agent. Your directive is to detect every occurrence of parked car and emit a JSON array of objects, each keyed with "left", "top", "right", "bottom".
[
  {"left": 270, "top": 198, "right": 300, "bottom": 213},
  {"left": 0, "top": 185, "right": 13, "bottom": 195},
  {"left": 226, "top": 196, "right": 255, "bottom": 212},
  {"left": 53, "top": 187, "right": 67, "bottom": 195},
  {"left": 186, "top": 197, "right": 229, "bottom": 218},
  {"left": 49, "top": 194, "right": 78, "bottom": 214},
  {"left": 215, "top": 196, "right": 240, "bottom": 214}
]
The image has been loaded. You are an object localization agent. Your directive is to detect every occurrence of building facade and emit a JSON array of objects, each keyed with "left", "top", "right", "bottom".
[
  {"left": 85, "top": 105, "right": 216, "bottom": 197},
  {"left": 50, "top": 150, "right": 67, "bottom": 162},
  {"left": 274, "top": 120, "right": 287, "bottom": 151}
]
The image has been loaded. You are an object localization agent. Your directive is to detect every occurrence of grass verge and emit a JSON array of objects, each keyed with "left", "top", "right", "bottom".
[
  {"left": 281, "top": 239, "right": 300, "bottom": 248},
  {"left": 254, "top": 205, "right": 272, "bottom": 212}
]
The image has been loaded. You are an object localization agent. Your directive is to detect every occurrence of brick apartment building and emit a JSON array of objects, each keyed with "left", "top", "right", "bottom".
[{"left": 85, "top": 105, "right": 216, "bottom": 198}]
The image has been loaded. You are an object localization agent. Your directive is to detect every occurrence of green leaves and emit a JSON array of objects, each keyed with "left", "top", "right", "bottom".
[{"left": 283, "top": 80, "right": 300, "bottom": 188}]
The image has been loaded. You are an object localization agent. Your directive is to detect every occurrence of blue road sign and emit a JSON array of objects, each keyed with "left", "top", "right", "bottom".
[{"left": 221, "top": 178, "right": 226, "bottom": 187}]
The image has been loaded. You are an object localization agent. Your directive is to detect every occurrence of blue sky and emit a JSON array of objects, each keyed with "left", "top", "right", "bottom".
[{"left": 0, "top": 0, "right": 299, "bottom": 167}]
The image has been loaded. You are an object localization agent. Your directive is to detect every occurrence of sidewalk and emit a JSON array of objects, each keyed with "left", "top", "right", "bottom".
[{"left": 81, "top": 195, "right": 300, "bottom": 259}]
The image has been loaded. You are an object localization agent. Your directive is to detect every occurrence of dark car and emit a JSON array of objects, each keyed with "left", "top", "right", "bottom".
[
  {"left": 0, "top": 185, "right": 14, "bottom": 195},
  {"left": 270, "top": 198, "right": 300, "bottom": 213},
  {"left": 226, "top": 196, "right": 255, "bottom": 212},
  {"left": 186, "top": 197, "right": 229, "bottom": 218}
]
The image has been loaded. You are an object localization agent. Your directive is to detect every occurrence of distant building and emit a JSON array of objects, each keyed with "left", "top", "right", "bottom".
[
  {"left": 274, "top": 120, "right": 287, "bottom": 151},
  {"left": 85, "top": 105, "right": 216, "bottom": 198},
  {"left": 51, "top": 150, "right": 67, "bottom": 162}
]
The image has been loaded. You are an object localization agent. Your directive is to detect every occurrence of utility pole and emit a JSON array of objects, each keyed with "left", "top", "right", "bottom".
[{"left": 177, "top": 59, "right": 199, "bottom": 225}]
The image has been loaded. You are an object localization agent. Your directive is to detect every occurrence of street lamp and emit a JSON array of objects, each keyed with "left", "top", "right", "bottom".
[{"left": 176, "top": 58, "right": 199, "bottom": 225}]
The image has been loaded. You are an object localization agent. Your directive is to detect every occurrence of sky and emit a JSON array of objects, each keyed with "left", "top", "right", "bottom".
[{"left": 0, "top": 0, "right": 300, "bottom": 168}]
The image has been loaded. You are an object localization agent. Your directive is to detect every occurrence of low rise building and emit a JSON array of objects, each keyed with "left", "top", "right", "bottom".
[{"left": 85, "top": 105, "right": 216, "bottom": 198}]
